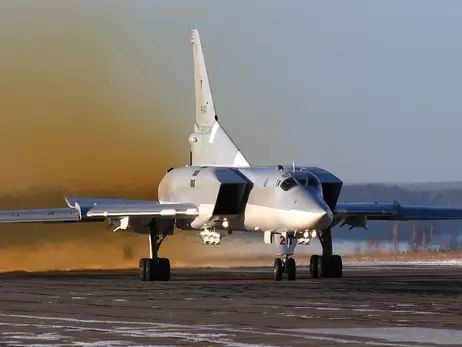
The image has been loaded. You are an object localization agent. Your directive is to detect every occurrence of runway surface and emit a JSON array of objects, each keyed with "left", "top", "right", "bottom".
[{"left": 1, "top": 265, "right": 462, "bottom": 346}]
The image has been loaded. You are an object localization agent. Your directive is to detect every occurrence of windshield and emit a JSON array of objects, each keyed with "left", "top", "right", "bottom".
[
  {"left": 278, "top": 173, "right": 321, "bottom": 191},
  {"left": 296, "top": 173, "right": 321, "bottom": 189},
  {"left": 278, "top": 173, "right": 322, "bottom": 192}
]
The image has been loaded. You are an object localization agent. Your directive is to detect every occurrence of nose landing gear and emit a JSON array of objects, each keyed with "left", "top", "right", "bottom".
[
  {"left": 273, "top": 255, "right": 297, "bottom": 281},
  {"left": 271, "top": 232, "right": 298, "bottom": 281}
]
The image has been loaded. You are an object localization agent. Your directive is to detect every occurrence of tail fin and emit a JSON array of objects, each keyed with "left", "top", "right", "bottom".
[{"left": 189, "top": 29, "right": 250, "bottom": 167}]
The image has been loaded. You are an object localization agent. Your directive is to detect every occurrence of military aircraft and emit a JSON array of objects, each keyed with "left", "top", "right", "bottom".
[{"left": 2, "top": 29, "right": 462, "bottom": 282}]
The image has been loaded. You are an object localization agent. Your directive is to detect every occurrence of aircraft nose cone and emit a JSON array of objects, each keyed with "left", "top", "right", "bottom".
[
  {"left": 286, "top": 193, "right": 333, "bottom": 230},
  {"left": 312, "top": 208, "right": 333, "bottom": 230}
]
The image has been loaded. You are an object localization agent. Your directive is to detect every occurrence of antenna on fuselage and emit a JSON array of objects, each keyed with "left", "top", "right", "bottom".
[{"left": 292, "top": 161, "right": 295, "bottom": 172}]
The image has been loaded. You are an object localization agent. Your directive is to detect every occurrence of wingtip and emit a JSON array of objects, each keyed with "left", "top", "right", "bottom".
[{"left": 64, "top": 197, "right": 74, "bottom": 208}]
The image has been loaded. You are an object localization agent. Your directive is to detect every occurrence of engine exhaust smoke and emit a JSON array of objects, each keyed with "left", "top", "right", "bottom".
[{"left": 0, "top": 3, "right": 284, "bottom": 272}]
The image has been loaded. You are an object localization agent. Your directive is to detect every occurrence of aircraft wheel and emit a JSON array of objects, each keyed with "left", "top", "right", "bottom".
[
  {"left": 317, "top": 256, "right": 331, "bottom": 278},
  {"left": 139, "top": 258, "right": 149, "bottom": 281},
  {"left": 332, "top": 255, "right": 343, "bottom": 278},
  {"left": 145, "top": 259, "right": 157, "bottom": 281},
  {"left": 286, "top": 258, "right": 296, "bottom": 281},
  {"left": 158, "top": 258, "right": 171, "bottom": 281},
  {"left": 310, "top": 255, "right": 319, "bottom": 278},
  {"left": 140, "top": 258, "right": 171, "bottom": 281},
  {"left": 273, "top": 258, "right": 283, "bottom": 281}
]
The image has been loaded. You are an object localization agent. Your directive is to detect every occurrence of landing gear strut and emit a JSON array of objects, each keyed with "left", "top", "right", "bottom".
[
  {"left": 310, "top": 228, "right": 343, "bottom": 278},
  {"left": 139, "top": 219, "right": 172, "bottom": 282},
  {"left": 273, "top": 233, "right": 297, "bottom": 281}
]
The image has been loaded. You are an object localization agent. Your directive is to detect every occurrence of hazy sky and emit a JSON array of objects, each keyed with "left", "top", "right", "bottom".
[{"left": 4, "top": 1, "right": 462, "bottom": 184}]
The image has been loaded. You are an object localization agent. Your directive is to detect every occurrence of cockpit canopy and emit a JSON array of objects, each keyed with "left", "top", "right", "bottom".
[{"left": 278, "top": 172, "right": 322, "bottom": 193}]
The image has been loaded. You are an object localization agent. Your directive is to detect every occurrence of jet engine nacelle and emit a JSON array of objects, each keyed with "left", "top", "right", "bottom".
[{"left": 159, "top": 166, "right": 251, "bottom": 230}]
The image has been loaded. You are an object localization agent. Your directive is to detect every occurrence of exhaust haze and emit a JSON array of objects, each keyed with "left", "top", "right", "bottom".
[
  {"left": 0, "top": 2, "right": 279, "bottom": 272},
  {"left": 0, "top": 2, "right": 205, "bottom": 271}
]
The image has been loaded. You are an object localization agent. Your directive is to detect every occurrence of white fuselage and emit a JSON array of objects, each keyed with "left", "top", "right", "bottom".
[{"left": 158, "top": 166, "right": 333, "bottom": 234}]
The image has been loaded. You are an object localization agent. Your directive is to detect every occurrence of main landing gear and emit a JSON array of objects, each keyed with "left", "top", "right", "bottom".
[
  {"left": 309, "top": 228, "right": 343, "bottom": 278},
  {"left": 139, "top": 220, "right": 172, "bottom": 282},
  {"left": 139, "top": 257, "right": 170, "bottom": 281},
  {"left": 309, "top": 254, "right": 342, "bottom": 278},
  {"left": 271, "top": 228, "right": 343, "bottom": 280}
]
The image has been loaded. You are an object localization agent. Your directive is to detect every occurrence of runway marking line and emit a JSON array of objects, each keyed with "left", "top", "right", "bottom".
[{"left": 0, "top": 314, "right": 458, "bottom": 347}]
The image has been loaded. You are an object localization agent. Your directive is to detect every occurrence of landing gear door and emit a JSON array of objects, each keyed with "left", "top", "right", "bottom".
[
  {"left": 276, "top": 232, "right": 297, "bottom": 256},
  {"left": 264, "top": 232, "right": 298, "bottom": 256}
]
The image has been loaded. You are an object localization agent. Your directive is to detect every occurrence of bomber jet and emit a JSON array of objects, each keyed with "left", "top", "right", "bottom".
[{"left": 2, "top": 29, "right": 462, "bottom": 281}]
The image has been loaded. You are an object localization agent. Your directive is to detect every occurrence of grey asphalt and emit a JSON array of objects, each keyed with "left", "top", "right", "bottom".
[{"left": 0, "top": 265, "right": 461, "bottom": 346}]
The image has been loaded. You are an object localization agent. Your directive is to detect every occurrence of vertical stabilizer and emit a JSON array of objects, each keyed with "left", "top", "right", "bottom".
[{"left": 189, "top": 29, "right": 250, "bottom": 167}]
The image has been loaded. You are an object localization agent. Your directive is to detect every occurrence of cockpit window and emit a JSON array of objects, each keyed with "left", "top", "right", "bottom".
[
  {"left": 280, "top": 177, "right": 298, "bottom": 191},
  {"left": 279, "top": 173, "right": 322, "bottom": 192},
  {"left": 306, "top": 174, "right": 321, "bottom": 188},
  {"left": 295, "top": 173, "right": 321, "bottom": 189}
]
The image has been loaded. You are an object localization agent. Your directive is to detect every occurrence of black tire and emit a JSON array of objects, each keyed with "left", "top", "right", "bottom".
[
  {"left": 273, "top": 258, "right": 283, "bottom": 281},
  {"left": 140, "top": 258, "right": 171, "bottom": 282},
  {"left": 158, "top": 258, "right": 171, "bottom": 281},
  {"left": 145, "top": 259, "right": 156, "bottom": 281},
  {"left": 318, "top": 256, "right": 331, "bottom": 278},
  {"left": 139, "top": 258, "right": 148, "bottom": 281},
  {"left": 332, "top": 255, "right": 343, "bottom": 278},
  {"left": 310, "top": 255, "right": 319, "bottom": 278},
  {"left": 309, "top": 255, "right": 316, "bottom": 273},
  {"left": 286, "top": 258, "right": 296, "bottom": 281}
]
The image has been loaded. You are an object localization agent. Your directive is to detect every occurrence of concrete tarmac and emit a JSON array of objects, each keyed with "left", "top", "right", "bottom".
[{"left": 1, "top": 265, "right": 462, "bottom": 346}]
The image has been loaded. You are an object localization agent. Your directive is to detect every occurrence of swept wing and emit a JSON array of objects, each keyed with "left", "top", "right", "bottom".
[
  {"left": 0, "top": 197, "right": 198, "bottom": 224},
  {"left": 334, "top": 201, "right": 462, "bottom": 228}
]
